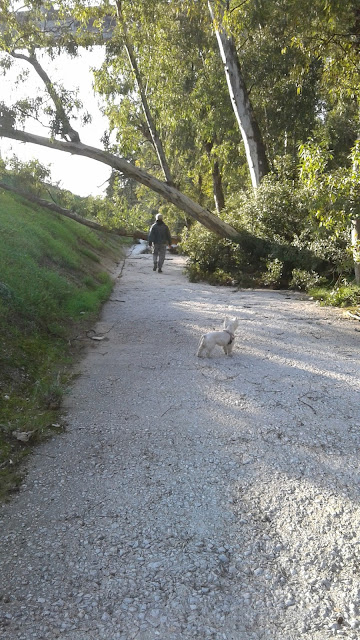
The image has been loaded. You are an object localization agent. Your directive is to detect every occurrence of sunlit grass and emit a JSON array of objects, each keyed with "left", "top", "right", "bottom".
[
  {"left": 0, "top": 190, "right": 126, "bottom": 499},
  {"left": 309, "top": 281, "right": 360, "bottom": 308}
]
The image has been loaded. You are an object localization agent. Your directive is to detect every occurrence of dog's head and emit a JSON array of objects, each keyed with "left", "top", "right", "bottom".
[{"left": 223, "top": 316, "right": 239, "bottom": 332}]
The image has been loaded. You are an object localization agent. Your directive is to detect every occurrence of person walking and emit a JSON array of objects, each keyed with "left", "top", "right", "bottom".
[{"left": 148, "top": 213, "right": 172, "bottom": 273}]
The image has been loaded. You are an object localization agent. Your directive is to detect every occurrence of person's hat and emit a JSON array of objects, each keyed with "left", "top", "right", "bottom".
[{"left": 155, "top": 213, "right": 163, "bottom": 220}]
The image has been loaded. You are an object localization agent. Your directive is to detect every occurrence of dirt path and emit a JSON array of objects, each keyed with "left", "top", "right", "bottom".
[{"left": 1, "top": 251, "right": 360, "bottom": 640}]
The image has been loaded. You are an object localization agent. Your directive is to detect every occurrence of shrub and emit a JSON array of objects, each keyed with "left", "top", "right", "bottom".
[
  {"left": 235, "top": 176, "right": 311, "bottom": 242},
  {"left": 262, "top": 259, "right": 284, "bottom": 288},
  {"left": 181, "top": 223, "right": 269, "bottom": 286},
  {"left": 290, "top": 269, "right": 326, "bottom": 291},
  {"left": 181, "top": 173, "right": 352, "bottom": 288},
  {"left": 309, "top": 280, "right": 360, "bottom": 307},
  {"left": 292, "top": 228, "right": 352, "bottom": 276}
]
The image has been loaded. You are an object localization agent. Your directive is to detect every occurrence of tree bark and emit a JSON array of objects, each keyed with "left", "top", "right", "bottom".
[
  {"left": 351, "top": 135, "right": 360, "bottom": 284},
  {"left": 212, "top": 159, "right": 225, "bottom": 212},
  {"left": 204, "top": 140, "right": 225, "bottom": 212},
  {"left": 0, "top": 127, "right": 240, "bottom": 240},
  {"left": 208, "top": 1, "right": 269, "bottom": 189},
  {"left": 351, "top": 217, "right": 360, "bottom": 284},
  {"left": 115, "top": 0, "right": 174, "bottom": 186}
]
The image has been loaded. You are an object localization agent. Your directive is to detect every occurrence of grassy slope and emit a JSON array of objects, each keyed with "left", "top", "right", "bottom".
[{"left": 0, "top": 190, "right": 130, "bottom": 498}]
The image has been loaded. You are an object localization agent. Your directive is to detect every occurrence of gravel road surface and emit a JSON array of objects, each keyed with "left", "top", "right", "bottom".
[{"left": 1, "top": 250, "right": 360, "bottom": 640}]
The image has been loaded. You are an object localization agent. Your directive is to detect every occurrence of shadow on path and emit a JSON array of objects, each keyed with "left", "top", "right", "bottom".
[{"left": 1, "top": 253, "right": 359, "bottom": 640}]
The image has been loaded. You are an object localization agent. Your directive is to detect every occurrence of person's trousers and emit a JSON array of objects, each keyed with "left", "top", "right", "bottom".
[{"left": 152, "top": 244, "right": 167, "bottom": 268}]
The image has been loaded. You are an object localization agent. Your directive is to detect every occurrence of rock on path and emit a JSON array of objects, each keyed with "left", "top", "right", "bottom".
[{"left": 1, "top": 252, "right": 360, "bottom": 640}]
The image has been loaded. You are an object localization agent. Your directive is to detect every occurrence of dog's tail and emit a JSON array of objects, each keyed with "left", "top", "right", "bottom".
[{"left": 197, "top": 336, "right": 205, "bottom": 357}]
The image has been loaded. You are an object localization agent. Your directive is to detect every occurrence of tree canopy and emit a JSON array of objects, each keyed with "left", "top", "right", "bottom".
[{"left": 0, "top": 0, "right": 359, "bottom": 283}]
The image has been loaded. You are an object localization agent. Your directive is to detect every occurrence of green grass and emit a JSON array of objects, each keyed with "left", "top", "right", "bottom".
[
  {"left": 308, "top": 280, "right": 360, "bottom": 308},
  {"left": 0, "top": 190, "right": 126, "bottom": 499}
]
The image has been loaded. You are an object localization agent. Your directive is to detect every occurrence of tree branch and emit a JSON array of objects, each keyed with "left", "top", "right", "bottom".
[
  {"left": 11, "top": 50, "right": 81, "bottom": 142},
  {"left": 230, "top": 0, "right": 248, "bottom": 13}
]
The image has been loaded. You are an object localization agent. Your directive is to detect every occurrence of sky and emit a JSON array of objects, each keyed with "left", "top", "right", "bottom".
[{"left": 0, "top": 47, "right": 112, "bottom": 197}]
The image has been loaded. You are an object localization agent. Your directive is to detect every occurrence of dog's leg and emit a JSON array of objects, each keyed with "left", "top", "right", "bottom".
[
  {"left": 206, "top": 344, "right": 214, "bottom": 357},
  {"left": 224, "top": 342, "right": 234, "bottom": 356},
  {"left": 227, "top": 343, "right": 234, "bottom": 356}
]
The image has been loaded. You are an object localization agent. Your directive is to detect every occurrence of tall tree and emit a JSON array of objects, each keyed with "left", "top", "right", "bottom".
[
  {"left": 93, "top": 0, "right": 243, "bottom": 211},
  {"left": 287, "top": 0, "right": 360, "bottom": 281},
  {"left": 114, "top": 0, "right": 174, "bottom": 186},
  {"left": 208, "top": 0, "right": 269, "bottom": 189},
  {"left": 0, "top": 1, "right": 239, "bottom": 239}
]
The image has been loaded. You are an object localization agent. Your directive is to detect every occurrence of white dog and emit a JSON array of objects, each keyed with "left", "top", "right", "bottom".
[{"left": 197, "top": 317, "right": 239, "bottom": 358}]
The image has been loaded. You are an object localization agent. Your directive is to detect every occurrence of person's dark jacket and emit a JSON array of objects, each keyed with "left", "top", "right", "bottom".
[{"left": 148, "top": 220, "right": 172, "bottom": 245}]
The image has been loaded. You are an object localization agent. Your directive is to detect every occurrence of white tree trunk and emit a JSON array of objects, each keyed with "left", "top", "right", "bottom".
[
  {"left": 0, "top": 127, "right": 240, "bottom": 240},
  {"left": 351, "top": 217, "right": 360, "bottom": 284},
  {"left": 208, "top": 1, "right": 269, "bottom": 190},
  {"left": 351, "top": 138, "right": 360, "bottom": 284}
]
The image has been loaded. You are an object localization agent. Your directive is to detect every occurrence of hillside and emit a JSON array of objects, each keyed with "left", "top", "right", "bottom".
[{"left": 0, "top": 190, "right": 129, "bottom": 497}]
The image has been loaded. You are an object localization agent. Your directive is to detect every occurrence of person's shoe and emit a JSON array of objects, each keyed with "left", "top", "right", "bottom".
[
  {"left": 158, "top": 268, "right": 162, "bottom": 273},
  {"left": 153, "top": 265, "right": 157, "bottom": 271}
]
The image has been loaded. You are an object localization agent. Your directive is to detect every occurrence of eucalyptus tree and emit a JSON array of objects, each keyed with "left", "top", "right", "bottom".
[
  {"left": 0, "top": 0, "right": 239, "bottom": 239},
  {"left": 114, "top": 0, "right": 174, "bottom": 186},
  {"left": 207, "top": 0, "right": 269, "bottom": 190},
  {"left": 92, "top": 0, "right": 246, "bottom": 215},
  {"left": 152, "top": 3, "right": 248, "bottom": 210},
  {"left": 208, "top": 0, "right": 360, "bottom": 279}
]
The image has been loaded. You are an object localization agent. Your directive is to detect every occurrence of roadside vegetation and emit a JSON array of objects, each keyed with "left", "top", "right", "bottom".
[
  {"left": 0, "top": 189, "right": 128, "bottom": 498},
  {"left": 180, "top": 172, "right": 360, "bottom": 312}
]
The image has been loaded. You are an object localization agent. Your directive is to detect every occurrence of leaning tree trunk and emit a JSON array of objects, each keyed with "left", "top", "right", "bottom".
[
  {"left": 115, "top": 0, "right": 174, "bottom": 186},
  {"left": 208, "top": 1, "right": 269, "bottom": 190},
  {"left": 0, "top": 127, "right": 240, "bottom": 240}
]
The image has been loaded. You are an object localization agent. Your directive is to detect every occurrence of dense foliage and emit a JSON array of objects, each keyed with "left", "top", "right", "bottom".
[{"left": 181, "top": 174, "right": 352, "bottom": 289}]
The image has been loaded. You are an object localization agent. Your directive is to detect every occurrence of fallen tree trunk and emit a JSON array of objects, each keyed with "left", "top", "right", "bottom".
[
  {"left": 0, "top": 127, "right": 240, "bottom": 241},
  {"left": 0, "top": 181, "right": 168, "bottom": 241}
]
